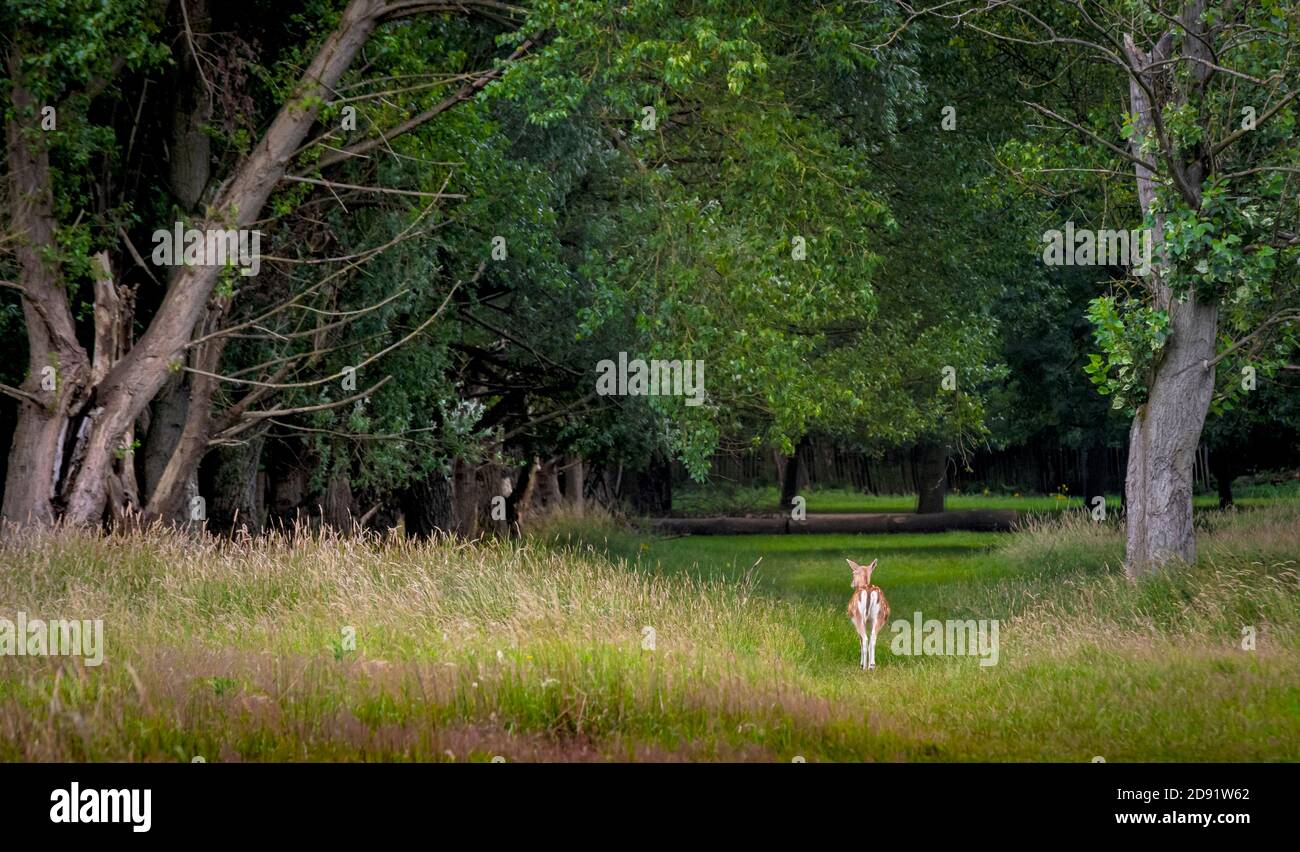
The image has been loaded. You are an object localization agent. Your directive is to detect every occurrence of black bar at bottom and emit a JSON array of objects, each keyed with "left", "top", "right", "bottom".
[{"left": 2, "top": 762, "right": 1288, "bottom": 840}]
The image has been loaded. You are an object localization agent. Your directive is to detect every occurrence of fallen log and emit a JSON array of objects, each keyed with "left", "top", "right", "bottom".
[
  {"left": 649, "top": 516, "right": 789, "bottom": 535},
  {"left": 649, "top": 509, "right": 1020, "bottom": 536}
]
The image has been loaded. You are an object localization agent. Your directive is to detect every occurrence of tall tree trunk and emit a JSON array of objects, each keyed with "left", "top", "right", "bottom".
[
  {"left": 913, "top": 443, "right": 947, "bottom": 514},
  {"left": 322, "top": 469, "right": 355, "bottom": 531},
  {"left": 1081, "top": 442, "right": 1110, "bottom": 516},
  {"left": 564, "top": 455, "right": 585, "bottom": 514},
  {"left": 266, "top": 441, "right": 310, "bottom": 529},
  {"left": 779, "top": 436, "right": 809, "bottom": 509},
  {"left": 505, "top": 458, "right": 537, "bottom": 533},
  {"left": 1122, "top": 302, "right": 1216, "bottom": 569},
  {"left": 1209, "top": 448, "right": 1236, "bottom": 509},
  {"left": 400, "top": 470, "right": 453, "bottom": 539},
  {"left": 1121, "top": 18, "right": 1218, "bottom": 575},
  {"left": 629, "top": 452, "right": 672, "bottom": 515},
  {"left": 136, "top": 0, "right": 216, "bottom": 526},
  {"left": 140, "top": 308, "right": 227, "bottom": 523},
  {"left": 0, "top": 52, "right": 91, "bottom": 525},
  {"left": 141, "top": 372, "right": 191, "bottom": 522},
  {"left": 90, "top": 253, "right": 141, "bottom": 524},
  {"left": 167, "top": 0, "right": 213, "bottom": 211},
  {"left": 1216, "top": 475, "right": 1233, "bottom": 511},
  {"left": 451, "top": 457, "right": 483, "bottom": 537},
  {"left": 203, "top": 437, "right": 265, "bottom": 534}
]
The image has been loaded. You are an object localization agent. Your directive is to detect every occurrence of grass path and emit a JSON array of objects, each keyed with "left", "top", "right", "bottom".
[{"left": 636, "top": 530, "right": 1011, "bottom": 600}]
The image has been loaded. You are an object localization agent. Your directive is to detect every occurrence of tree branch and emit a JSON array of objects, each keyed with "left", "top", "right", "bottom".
[{"left": 316, "top": 40, "right": 533, "bottom": 169}]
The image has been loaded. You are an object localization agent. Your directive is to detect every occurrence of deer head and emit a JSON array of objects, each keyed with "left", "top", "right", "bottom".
[{"left": 846, "top": 558, "right": 877, "bottom": 589}]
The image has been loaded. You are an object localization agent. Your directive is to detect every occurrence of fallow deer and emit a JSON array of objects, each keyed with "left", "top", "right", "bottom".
[{"left": 847, "top": 558, "right": 889, "bottom": 670}]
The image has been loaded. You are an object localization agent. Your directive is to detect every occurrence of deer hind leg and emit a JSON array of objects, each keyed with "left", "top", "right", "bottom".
[
  {"left": 856, "top": 593, "right": 870, "bottom": 670},
  {"left": 867, "top": 592, "right": 880, "bottom": 670}
]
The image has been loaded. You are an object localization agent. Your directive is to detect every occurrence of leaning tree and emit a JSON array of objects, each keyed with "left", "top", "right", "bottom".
[{"left": 0, "top": 0, "right": 531, "bottom": 527}]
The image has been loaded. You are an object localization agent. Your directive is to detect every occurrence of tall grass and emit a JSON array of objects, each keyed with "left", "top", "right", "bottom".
[
  {"left": 0, "top": 503, "right": 1296, "bottom": 761},
  {"left": 0, "top": 524, "right": 826, "bottom": 761},
  {"left": 996, "top": 505, "right": 1300, "bottom": 647}
]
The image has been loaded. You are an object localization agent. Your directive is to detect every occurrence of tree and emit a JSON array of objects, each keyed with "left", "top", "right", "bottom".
[
  {"left": 0, "top": 0, "right": 528, "bottom": 527},
  {"left": 920, "top": 0, "right": 1300, "bottom": 573},
  {"left": 505, "top": 0, "right": 1015, "bottom": 506}
]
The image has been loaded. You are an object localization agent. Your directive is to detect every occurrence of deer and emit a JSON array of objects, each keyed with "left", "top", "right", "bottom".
[{"left": 847, "top": 558, "right": 890, "bottom": 670}]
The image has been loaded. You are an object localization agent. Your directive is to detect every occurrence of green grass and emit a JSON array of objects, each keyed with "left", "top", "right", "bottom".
[
  {"left": 672, "top": 482, "right": 1298, "bottom": 516},
  {"left": 0, "top": 500, "right": 1296, "bottom": 762},
  {"left": 623, "top": 530, "right": 1019, "bottom": 615}
]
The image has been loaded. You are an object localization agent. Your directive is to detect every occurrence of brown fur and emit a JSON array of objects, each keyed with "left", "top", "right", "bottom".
[{"left": 847, "top": 558, "right": 889, "bottom": 669}]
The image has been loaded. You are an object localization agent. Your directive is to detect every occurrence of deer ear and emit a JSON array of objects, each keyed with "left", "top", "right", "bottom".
[
  {"left": 866, "top": 559, "right": 878, "bottom": 571},
  {"left": 846, "top": 558, "right": 860, "bottom": 571}
]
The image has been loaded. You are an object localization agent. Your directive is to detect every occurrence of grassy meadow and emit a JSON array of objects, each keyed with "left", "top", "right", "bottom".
[
  {"left": 0, "top": 495, "right": 1297, "bottom": 762},
  {"left": 672, "top": 481, "right": 1296, "bottom": 516}
]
